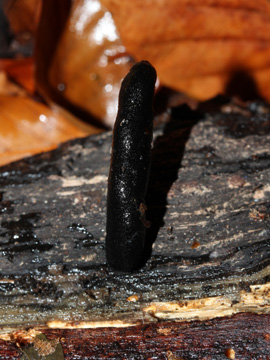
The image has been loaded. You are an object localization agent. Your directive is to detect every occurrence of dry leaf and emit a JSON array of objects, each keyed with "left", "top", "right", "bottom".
[
  {"left": 0, "top": 58, "right": 35, "bottom": 94},
  {"left": 0, "top": 1, "right": 104, "bottom": 166},
  {"left": 102, "top": 0, "right": 270, "bottom": 101},
  {"left": 3, "top": 0, "right": 41, "bottom": 34},
  {"left": 0, "top": 94, "right": 100, "bottom": 166},
  {"left": 36, "top": 0, "right": 133, "bottom": 128},
  {"left": 0, "top": 71, "right": 26, "bottom": 97}
]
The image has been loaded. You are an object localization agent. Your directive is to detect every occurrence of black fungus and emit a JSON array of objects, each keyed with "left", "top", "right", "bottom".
[{"left": 106, "top": 61, "right": 157, "bottom": 271}]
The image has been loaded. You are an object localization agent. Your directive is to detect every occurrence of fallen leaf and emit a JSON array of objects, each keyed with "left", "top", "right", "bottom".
[
  {"left": 3, "top": 0, "right": 41, "bottom": 34},
  {"left": 20, "top": 334, "right": 64, "bottom": 360},
  {"left": 36, "top": 0, "right": 133, "bottom": 127},
  {"left": 0, "top": 70, "right": 26, "bottom": 96},
  {"left": 0, "top": 58, "right": 35, "bottom": 94},
  {"left": 0, "top": 94, "right": 101, "bottom": 166},
  {"left": 102, "top": 0, "right": 270, "bottom": 101}
]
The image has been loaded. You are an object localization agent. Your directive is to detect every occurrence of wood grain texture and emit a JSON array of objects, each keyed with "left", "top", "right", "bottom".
[
  {"left": 0, "top": 96, "right": 269, "bottom": 336},
  {"left": 0, "top": 313, "right": 270, "bottom": 359}
]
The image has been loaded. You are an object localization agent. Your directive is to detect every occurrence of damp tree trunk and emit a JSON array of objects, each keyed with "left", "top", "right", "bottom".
[{"left": 0, "top": 96, "right": 270, "bottom": 359}]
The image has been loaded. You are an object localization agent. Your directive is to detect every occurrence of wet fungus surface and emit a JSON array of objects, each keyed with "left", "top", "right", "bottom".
[{"left": 106, "top": 61, "right": 157, "bottom": 271}]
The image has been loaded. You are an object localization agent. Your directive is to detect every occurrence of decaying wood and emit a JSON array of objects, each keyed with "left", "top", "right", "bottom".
[
  {"left": 0, "top": 96, "right": 270, "bottom": 357},
  {"left": 1, "top": 313, "right": 270, "bottom": 359}
]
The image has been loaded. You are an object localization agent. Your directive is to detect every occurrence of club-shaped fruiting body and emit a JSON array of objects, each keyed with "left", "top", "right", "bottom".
[{"left": 106, "top": 61, "right": 157, "bottom": 271}]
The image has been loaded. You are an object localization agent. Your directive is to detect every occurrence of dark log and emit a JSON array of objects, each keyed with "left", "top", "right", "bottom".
[
  {"left": 1, "top": 313, "right": 270, "bottom": 359},
  {"left": 0, "top": 96, "right": 270, "bottom": 357}
]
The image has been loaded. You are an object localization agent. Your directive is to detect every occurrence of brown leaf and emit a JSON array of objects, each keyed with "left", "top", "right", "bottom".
[
  {"left": 36, "top": 0, "right": 133, "bottom": 127},
  {"left": 102, "top": 0, "right": 270, "bottom": 101},
  {"left": 3, "top": 0, "right": 41, "bottom": 34},
  {"left": 0, "top": 58, "right": 35, "bottom": 94},
  {"left": 0, "top": 94, "right": 100, "bottom": 166},
  {"left": 0, "top": 71, "right": 26, "bottom": 97}
]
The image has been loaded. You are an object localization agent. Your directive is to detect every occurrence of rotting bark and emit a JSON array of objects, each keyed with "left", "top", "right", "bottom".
[
  {"left": 1, "top": 313, "right": 270, "bottom": 359},
  {"left": 0, "top": 96, "right": 269, "bottom": 357}
]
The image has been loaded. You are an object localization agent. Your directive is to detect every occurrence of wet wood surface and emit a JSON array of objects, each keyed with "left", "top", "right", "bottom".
[
  {"left": 0, "top": 96, "right": 270, "bottom": 357},
  {"left": 1, "top": 313, "right": 270, "bottom": 359}
]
